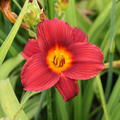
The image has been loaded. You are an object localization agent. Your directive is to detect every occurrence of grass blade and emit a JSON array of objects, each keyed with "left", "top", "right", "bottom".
[
  {"left": 55, "top": 90, "right": 69, "bottom": 120},
  {"left": 96, "top": 76, "right": 109, "bottom": 120},
  {"left": 0, "top": 0, "right": 29, "bottom": 65},
  {"left": 65, "top": 0, "right": 77, "bottom": 26},
  {"left": 0, "top": 79, "right": 28, "bottom": 120},
  {"left": 0, "top": 54, "right": 24, "bottom": 80},
  {"left": 105, "top": 0, "right": 116, "bottom": 100},
  {"left": 88, "top": 2, "right": 111, "bottom": 44}
]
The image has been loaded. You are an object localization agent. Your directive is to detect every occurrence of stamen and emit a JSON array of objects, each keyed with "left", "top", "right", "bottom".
[
  {"left": 53, "top": 56, "right": 58, "bottom": 65},
  {"left": 52, "top": 55, "right": 65, "bottom": 67}
]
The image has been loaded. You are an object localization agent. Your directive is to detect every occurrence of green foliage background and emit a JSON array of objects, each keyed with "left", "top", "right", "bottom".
[{"left": 0, "top": 0, "right": 120, "bottom": 120}]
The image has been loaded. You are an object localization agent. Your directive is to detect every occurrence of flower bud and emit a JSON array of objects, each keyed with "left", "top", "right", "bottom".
[{"left": 23, "top": 0, "right": 44, "bottom": 27}]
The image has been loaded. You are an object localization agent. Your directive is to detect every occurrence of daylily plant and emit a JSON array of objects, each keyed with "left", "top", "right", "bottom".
[{"left": 21, "top": 18, "right": 104, "bottom": 101}]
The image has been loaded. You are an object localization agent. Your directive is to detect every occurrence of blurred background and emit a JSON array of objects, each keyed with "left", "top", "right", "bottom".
[{"left": 0, "top": 0, "right": 120, "bottom": 120}]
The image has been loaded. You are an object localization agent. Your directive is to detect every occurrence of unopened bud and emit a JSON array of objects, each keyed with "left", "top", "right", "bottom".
[{"left": 23, "top": 0, "right": 44, "bottom": 27}]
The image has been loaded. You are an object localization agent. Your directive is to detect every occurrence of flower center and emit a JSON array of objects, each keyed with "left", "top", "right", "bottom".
[
  {"left": 52, "top": 55, "right": 65, "bottom": 68},
  {"left": 46, "top": 46, "right": 72, "bottom": 74}
]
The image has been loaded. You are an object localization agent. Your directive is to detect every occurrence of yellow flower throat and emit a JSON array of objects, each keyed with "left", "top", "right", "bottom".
[{"left": 46, "top": 46, "right": 72, "bottom": 74}]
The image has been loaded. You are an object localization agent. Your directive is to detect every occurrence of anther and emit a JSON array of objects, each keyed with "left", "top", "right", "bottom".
[
  {"left": 53, "top": 56, "right": 58, "bottom": 65},
  {"left": 52, "top": 55, "right": 65, "bottom": 67}
]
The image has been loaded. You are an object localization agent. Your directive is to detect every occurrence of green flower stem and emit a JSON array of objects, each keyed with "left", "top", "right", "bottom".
[
  {"left": 105, "top": 0, "right": 116, "bottom": 100},
  {"left": 104, "top": 60, "right": 120, "bottom": 69},
  {"left": 96, "top": 75, "right": 109, "bottom": 120}
]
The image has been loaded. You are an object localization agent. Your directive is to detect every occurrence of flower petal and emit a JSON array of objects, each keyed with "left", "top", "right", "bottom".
[
  {"left": 22, "top": 39, "right": 40, "bottom": 59},
  {"left": 64, "top": 43, "right": 104, "bottom": 80},
  {"left": 72, "top": 28, "right": 88, "bottom": 43},
  {"left": 55, "top": 76, "right": 79, "bottom": 101},
  {"left": 37, "top": 18, "right": 87, "bottom": 51},
  {"left": 21, "top": 53, "right": 60, "bottom": 91},
  {"left": 37, "top": 18, "right": 73, "bottom": 50}
]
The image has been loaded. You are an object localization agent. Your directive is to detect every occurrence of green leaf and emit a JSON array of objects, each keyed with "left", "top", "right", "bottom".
[
  {"left": 110, "top": 103, "right": 120, "bottom": 120},
  {"left": 0, "top": 79, "right": 28, "bottom": 120},
  {"left": 55, "top": 90, "right": 69, "bottom": 120},
  {"left": 73, "top": 82, "right": 82, "bottom": 120},
  {"left": 95, "top": 0, "right": 108, "bottom": 12},
  {"left": 0, "top": 0, "right": 29, "bottom": 65},
  {"left": 96, "top": 76, "right": 109, "bottom": 120},
  {"left": 76, "top": 9, "right": 91, "bottom": 33},
  {"left": 9, "top": 75, "right": 19, "bottom": 90},
  {"left": 107, "top": 76, "right": 120, "bottom": 112},
  {"left": 0, "top": 105, "right": 5, "bottom": 118},
  {"left": 0, "top": 38, "right": 18, "bottom": 56},
  {"left": 116, "top": 35, "right": 120, "bottom": 53},
  {"left": 0, "top": 54, "right": 24, "bottom": 80},
  {"left": 83, "top": 79, "right": 95, "bottom": 120},
  {"left": 65, "top": 0, "right": 77, "bottom": 26},
  {"left": 88, "top": 2, "right": 111, "bottom": 43}
]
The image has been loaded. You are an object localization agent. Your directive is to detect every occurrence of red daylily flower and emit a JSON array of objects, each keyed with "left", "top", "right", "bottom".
[{"left": 21, "top": 18, "right": 104, "bottom": 101}]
